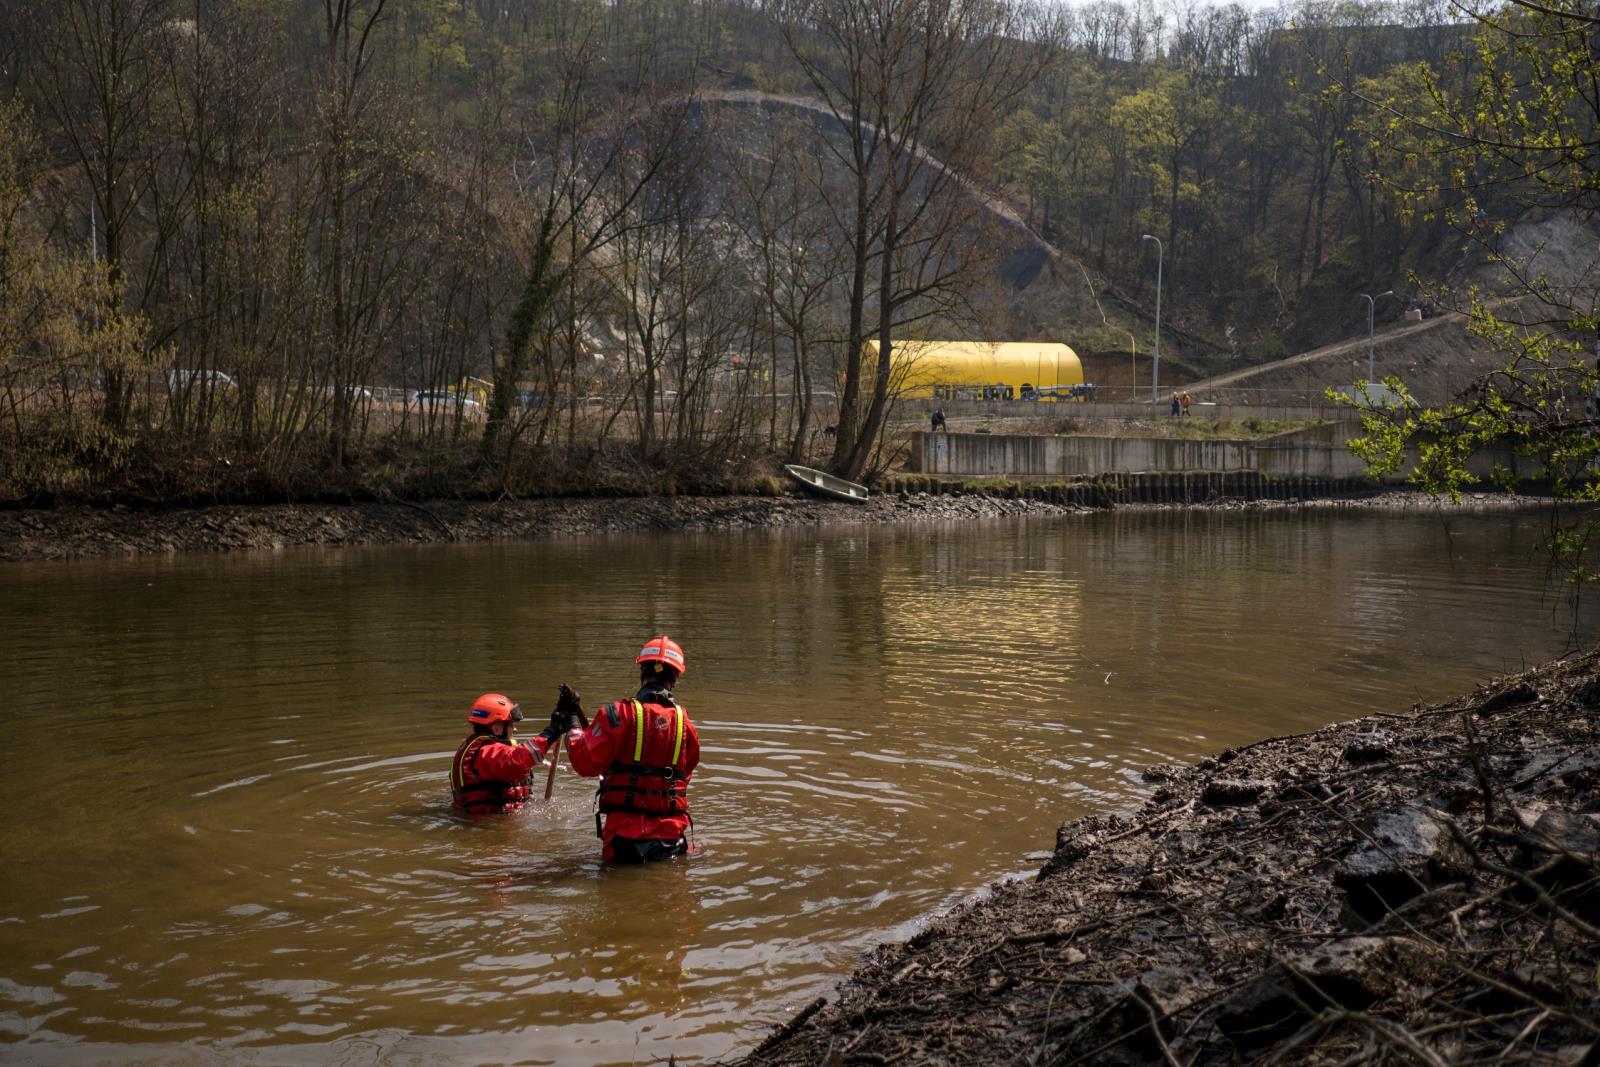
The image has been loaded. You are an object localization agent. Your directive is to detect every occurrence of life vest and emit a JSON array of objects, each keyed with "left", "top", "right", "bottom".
[
  {"left": 596, "top": 699, "right": 691, "bottom": 819},
  {"left": 451, "top": 735, "right": 532, "bottom": 814}
]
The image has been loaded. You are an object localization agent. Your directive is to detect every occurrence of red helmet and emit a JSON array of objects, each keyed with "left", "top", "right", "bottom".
[
  {"left": 635, "top": 635, "right": 686, "bottom": 677},
  {"left": 468, "top": 692, "right": 522, "bottom": 726}
]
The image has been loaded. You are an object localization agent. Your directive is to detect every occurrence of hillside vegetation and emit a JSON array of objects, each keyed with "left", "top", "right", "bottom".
[{"left": 0, "top": 0, "right": 1589, "bottom": 503}]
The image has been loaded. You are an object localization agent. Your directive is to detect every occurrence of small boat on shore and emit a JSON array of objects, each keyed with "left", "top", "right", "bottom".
[{"left": 782, "top": 464, "right": 870, "bottom": 504}]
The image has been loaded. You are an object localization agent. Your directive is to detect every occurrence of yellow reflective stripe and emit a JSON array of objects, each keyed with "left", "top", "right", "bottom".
[
  {"left": 451, "top": 736, "right": 479, "bottom": 789},
  {"left": 670, "top": 707, "right": 684, "bottom": 766},
  {"left": 631, "top": 699, "right": 645, "bottom": 763}
]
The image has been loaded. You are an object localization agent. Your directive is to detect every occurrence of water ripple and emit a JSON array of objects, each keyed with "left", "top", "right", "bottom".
[{"left": 0, "top": 510, "right": 1593, "bottom": 1064}]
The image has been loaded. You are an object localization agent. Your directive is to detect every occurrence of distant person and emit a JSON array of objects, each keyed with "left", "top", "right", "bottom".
[
  {"left": 450, "top": 693, "right": 569, "bottom": 814},
  {"left": 561, "top": 637, "right": 701, "bottom": 863},
  {"left": 1170, "top": 392, "right": 1181, "bottom": 416},
  {"left": 1181, "top": 392, "right": 1192, "bottom": 416},
  {"left": 930, "top": 407, "right": 947, "bottom": 432}
]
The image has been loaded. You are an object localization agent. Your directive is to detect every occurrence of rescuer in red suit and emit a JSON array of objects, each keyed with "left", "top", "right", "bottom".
[
  {"left": 563, "top": 636, "right": 701, "bottom": 863},
  {"left": 450, "top": 692, "right": 567, "bottom": 814}
]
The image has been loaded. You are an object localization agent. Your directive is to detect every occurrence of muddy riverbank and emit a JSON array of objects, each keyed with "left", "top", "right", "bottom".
[
  {"left": 0, "top": 492, "right": 1079, "bottom": 562},
  {"left": 0, "top": 488, "right": 1543, "bottom": 563},
  {"left": 738, "top": 649, "right": 1600, "bottom": 1066}
]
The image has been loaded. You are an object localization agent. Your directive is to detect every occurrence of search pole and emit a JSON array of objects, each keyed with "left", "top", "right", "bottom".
[
  {"left": 1360, "top": 290, "right": 1394, "bottom": 385},
  {"left": 1142, "top": 234, "right": 1163, "bottom": 408}
]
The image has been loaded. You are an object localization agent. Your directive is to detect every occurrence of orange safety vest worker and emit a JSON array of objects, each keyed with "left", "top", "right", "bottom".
[
  {"left": 566, "top": 684, "right": 700, "bottom": 860},
  {"left": 450, "top": 692, "right": 560, "bottom": 814},
  {"left": 451, "top": 734, "right": 542, "bottom": 813}
]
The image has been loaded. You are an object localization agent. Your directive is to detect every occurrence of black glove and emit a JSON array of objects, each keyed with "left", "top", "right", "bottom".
[
  {"left": 545, "top": 708, "right": 573, "bottom": 737},
  {"left": 546, "top": 685, "right": 581, "bottom": 736}
]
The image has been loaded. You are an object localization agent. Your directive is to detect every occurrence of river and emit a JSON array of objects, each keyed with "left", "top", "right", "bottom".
[{"left": 0, "top": 506, "right": 1593, "bottom": 1065}]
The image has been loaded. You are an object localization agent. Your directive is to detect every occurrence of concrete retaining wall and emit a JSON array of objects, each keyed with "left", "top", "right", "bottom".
[
  {"left": 913, "top": 430, "right": 1540, "bottom": 485},
  {"left": 914, "top": 431, "right": 1366, "bottom": 479}
]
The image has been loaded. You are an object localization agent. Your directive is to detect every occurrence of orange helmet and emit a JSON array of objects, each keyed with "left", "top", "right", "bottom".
[
  {"left": 468, "top": 692, "right": 522, "bottom": 726},
  {"left": 635, "top": 635, "right": 686, "bottom": 676}
]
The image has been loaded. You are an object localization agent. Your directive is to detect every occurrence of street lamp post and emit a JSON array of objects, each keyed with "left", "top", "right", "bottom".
[
  {"left": 1359, "top": 290, "right": 1394, "bottom": 385},
  {"left": 1141, "top": 234, "right": 1163, "bottom": 408}
]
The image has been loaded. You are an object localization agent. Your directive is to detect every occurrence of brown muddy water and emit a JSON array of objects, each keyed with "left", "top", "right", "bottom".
[{"left": 1, "top": 507, "right": 1595, "bottom": 1066}]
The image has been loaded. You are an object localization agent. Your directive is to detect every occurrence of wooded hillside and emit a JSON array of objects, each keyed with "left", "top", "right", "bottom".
[{"left": 0, "top": 0, "right": 1584, "bottom": 501}]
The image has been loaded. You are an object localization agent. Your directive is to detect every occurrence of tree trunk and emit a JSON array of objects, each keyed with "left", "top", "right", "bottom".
[{"left": 483, "top": 214, "right": 558, "bottom": 465}]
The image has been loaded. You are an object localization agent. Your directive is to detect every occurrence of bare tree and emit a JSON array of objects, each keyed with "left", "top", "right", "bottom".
[
  {"left": 721, "top": 109, "right": 843, "bottom": 462},
  {"left": 29, "top": 0, "right": 169, "bottom": 429},
  {"left": 314, "top": 0, "right": 394, "bottom": 465},
  {"left": 612, "top": 187, "right": 688, "bottom": 460},
  {"left": 481, "top": 2, "right": 695, "bottom": 470},
  {"left": 773, "top": 0, "right": 1062, "bottom": 480}
]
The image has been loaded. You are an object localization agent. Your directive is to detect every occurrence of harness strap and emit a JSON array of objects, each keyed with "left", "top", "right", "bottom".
[
  {"left": 600, "top": 767, "right": 688, "bottom": 809},
  {"left": 596, "top": 699, "right": 690, "bottom": 829},
  {"left": 451, "top": 735, "right": 530, "bottom": 811},
  {"left": 456, "top": 778, "right": 527, "bottom": 799},
  {"left": 451, "top": 736, "right": 486, "bottom": 791}
]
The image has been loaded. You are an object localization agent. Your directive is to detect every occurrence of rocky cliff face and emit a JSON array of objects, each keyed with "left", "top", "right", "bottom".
[{"left": 1453, "top": 208, "right": 1600, "bottom": 302}]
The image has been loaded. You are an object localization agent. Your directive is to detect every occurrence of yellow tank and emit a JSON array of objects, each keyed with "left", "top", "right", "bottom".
[{"left": 865, "top": 340, "right": 1084, "bottom": 400}]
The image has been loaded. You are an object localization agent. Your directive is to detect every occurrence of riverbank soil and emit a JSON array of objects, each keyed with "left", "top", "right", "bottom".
[
  {"left": 0, "top": 492, "right": 1086, "bottom": 562},
  {"left": 0, "top": 490, "right": 1543, "bottom": 564},
  {"left": 740, "top": 650, "right": 1600, "bottom": 1066}
]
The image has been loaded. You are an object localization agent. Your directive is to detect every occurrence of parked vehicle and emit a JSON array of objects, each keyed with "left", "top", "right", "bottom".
[
  {"left": 412, "top": 389, "right": 482, "bottom": 413},
  {"left": 167, "top": 369, "right": 235, "bottom": 389}
]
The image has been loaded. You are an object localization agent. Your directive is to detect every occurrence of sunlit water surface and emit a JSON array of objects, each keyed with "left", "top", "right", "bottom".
[{"left": 1, "top": 507, "right": 1593, "bottom": 1065}]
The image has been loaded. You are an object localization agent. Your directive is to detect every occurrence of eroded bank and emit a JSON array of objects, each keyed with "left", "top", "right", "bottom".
[
  {"left": 0, "top": 487, "right": 1541, "bottom": 563},
  {"left": 739, "top": 650, "right": 1600, "bottom": 1066}
]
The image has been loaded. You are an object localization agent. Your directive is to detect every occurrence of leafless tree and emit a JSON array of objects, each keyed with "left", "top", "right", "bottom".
[
  {"left": 773, "top": 0, "right": 1063, "bottom": 480},
  {"left": 721, "top": 109, "right": 844, "bottom": 462},
  {"left": 480, "top": 1, "right": 696, "bottom": 469},
  {"left": 29, "top": 0, "right": 169, "bottom": 429}
]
